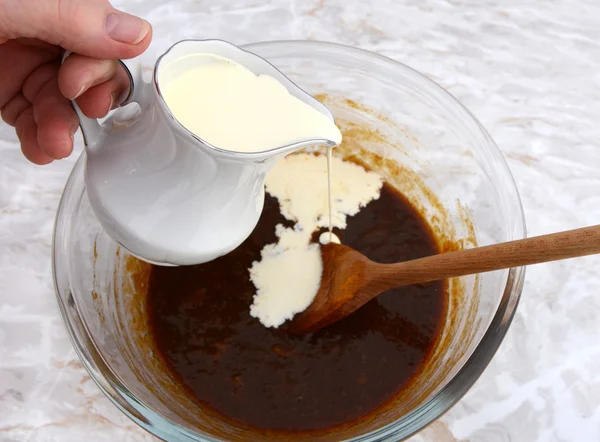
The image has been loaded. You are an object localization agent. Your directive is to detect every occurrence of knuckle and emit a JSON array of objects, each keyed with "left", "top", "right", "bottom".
[
  {"left": 0, "top": 94, "right": 30, "bottom": 126},
  {"left": 56, "top": 0, "right": 79, "bottom": 24},
  {"left": 22, "top": 62, "right": 59, "bottom": 103},
  {"left": 14, "top": 107, "right": 33, "bottom": 140}
]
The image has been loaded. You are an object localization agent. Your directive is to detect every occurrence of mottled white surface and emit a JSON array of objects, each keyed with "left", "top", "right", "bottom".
[{"left": 1, "top": 0, "right": 600, "bottom": 441}]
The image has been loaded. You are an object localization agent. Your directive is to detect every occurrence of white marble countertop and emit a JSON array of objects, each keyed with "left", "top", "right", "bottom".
[{"left": 1, "top": 0, "right": 600, "bottom": 441}]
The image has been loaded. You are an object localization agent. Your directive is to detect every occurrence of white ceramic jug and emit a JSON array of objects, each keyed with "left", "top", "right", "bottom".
[{"left": 72, "top": 40, "right": 337, "bottom": 266}]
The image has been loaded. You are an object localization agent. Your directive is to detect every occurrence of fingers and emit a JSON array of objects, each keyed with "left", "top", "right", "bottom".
[
  {"left": 16, "top": 61, "right": 78, "bottom": 162},
  {"left": 2, "top": 94, "right": 52, "bottom": 164},
  {"left": 59, "top": 55, "right": 132, "bottom": 119},
  {"left": 58, "top": 54, "right": 119, "bottom": 100},
  {"left": 5, "top": 55, "right": 131, "bottom": 165},
  {"left": 15, "top": 108, "right": 53, "bottom": 165},
  {"left": 74, "top": 63, "right": 131, "bottom": 118},
  {"left": 1, "top": 93, "right": 30, "bottom": 126},
  {"left": 0, "top": 0, "right": 152, "bottom": 60},
  {"left": 31, "top": 67, "right": 79, "bottom": 160},
  {"left": 0, "top": 39, "right": 59, "bottom": 108},
  {"left": 22, "top": 61, "right": 62, "bottom": 104}
]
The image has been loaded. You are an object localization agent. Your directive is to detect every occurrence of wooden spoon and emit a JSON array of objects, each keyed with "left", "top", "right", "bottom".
[{"left": 289, "top": 225, "right": 600, "bottom": 334}]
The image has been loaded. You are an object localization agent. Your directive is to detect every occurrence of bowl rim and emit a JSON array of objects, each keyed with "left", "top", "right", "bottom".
[{"left": 53, "top": 39, "right": 526, "bottom": 442}]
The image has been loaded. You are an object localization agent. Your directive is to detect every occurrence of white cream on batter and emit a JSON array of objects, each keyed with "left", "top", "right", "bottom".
[
  {"left": 249, "top": 153, "right": 383, "bottom": 328},
  {"left": 160, "top": 54, "right": 342, "bottom": 152}
]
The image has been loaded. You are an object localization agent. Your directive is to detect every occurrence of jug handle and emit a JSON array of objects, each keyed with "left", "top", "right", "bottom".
[{"left": 62, "top": 53, "right": 144, "bottom": 151}]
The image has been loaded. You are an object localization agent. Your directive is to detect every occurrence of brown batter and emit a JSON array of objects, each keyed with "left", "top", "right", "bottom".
[{"left": 146, "top": 182, "right": 446, "bottom": 433}]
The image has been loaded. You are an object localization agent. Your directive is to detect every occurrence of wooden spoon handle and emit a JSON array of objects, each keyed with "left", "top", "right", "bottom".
[{"left": 373, "top": 224, "right": 600, "bottom": 289}]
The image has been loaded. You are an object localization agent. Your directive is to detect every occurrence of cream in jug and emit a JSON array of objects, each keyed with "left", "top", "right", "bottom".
[
  {"left": 160, "top": 54, "right": 341, "bottom": 152},
  {"left": 74, "top": 40, "right": 341, "bottom": 266}
]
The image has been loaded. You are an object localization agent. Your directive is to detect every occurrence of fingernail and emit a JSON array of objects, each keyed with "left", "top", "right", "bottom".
[
  {"left": 70, "top": 122, "right": 79, "bottom": 136},
  {"left": 105, "top": 12, "right": 151, "bottom": 44},
  {"left": 73, "top": 85, "right": 86, "bottom": 100}
]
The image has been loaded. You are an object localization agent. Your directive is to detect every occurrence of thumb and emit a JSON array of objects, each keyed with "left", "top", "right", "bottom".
[{"left": 0, "top": 0, "right": 152, "bottom": 59}]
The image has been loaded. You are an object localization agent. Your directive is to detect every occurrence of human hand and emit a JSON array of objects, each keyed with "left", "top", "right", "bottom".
[{"left": 0, "top": 0, "right": 152, "bottom": 164}]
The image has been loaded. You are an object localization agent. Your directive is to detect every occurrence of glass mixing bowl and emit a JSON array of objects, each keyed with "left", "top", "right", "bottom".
[{"left": 53, "top": 41, "right": 525, "bottom": 441}]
